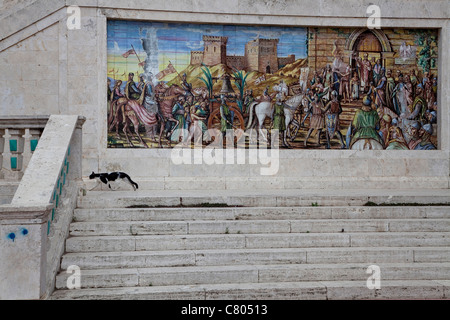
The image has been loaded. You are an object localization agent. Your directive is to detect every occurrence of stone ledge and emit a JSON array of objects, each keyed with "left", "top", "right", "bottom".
[
  {"left": 0, "top": 115, "right": 49, "bottom": 129},
  {"left": 0, "top": 204, "right": 52, "bottom": 223},
  {"left": 48, "top": 280, "right": 449, "bottom": 300},
  {"left": 81, "top": 175, "right": 450, "bottom": 191}
]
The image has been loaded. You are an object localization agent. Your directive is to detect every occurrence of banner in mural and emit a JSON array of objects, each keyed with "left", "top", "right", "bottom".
[{"left": 107, "top": 20, "right": 438, "bottom": 150}]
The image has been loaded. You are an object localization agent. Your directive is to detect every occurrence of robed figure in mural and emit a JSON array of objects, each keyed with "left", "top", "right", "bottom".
[
  {"left": 356, "top": 53, "right": 372, "bottom": 93},
  {"left": 374, "top": 67, "right": 387, "bottom": 108},
  {"left": 385, "top": 69, "right": 396, "bottom": 112}
]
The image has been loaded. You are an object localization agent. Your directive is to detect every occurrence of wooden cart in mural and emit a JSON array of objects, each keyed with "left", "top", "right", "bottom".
[{"left": 207, "top": 100, "right": 246, "bottom": 132}]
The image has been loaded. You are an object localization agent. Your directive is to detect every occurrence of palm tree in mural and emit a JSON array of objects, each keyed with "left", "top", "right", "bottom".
[
  {"left": 198, "top": 64, "right": 214, "bottom": 99},
  {"left": 231, "top": 67, "right": 253, "bottom": 112}
]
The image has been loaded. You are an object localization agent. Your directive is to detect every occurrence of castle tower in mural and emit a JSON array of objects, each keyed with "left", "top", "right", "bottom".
[
  {"left": 202, "top": 35, "right": 228, "bottom": 65},
  {"left": 190, "top": 35, "right": 295, "bottom": 73}
]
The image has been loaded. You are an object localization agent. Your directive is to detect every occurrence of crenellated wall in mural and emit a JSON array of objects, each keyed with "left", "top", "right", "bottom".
[{"left": 107, "top": 20, "right": 438, "bottom": 151}]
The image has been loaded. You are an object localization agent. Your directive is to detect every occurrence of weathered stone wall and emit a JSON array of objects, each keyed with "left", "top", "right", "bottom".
[
  {"left": 0, "top": 24, "right": 59, "bottom": 115},
  {"left": 0, "top": 0, "right": 448, "bottom": 190}
]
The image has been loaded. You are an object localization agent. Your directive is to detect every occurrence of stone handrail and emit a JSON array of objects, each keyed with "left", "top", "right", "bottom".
[{"left": 0, "top": 115, "right": 85, "bottom": 300}]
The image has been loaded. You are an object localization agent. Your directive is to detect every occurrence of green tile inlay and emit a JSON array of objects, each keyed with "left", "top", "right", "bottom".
[
  {"left": 66, "top": 162, "right": 69, "bottom": 174},
  {"left": 52, "top": 208, "right": 55, "bottom": 221},
  {"left": 9, "top": 140, "right": 17, "bottom": 152},
  {"left": 11, "top": 157, "right": 17, "bottom": 170},
  {"left": 55, "top": 194, "right": 59, "bottom": 208},
  {"left": 47, "top": 221, "right": 51, "bottom": 235},
  {"left": 30, "top": 139, "right": 38, "bottom": 152},
  {"left": 63, "top": 172, "right": 66, "bottom": 185}
]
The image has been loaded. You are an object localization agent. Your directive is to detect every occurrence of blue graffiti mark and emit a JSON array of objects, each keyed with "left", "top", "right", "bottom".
[
  {"left": 7, "top": 233, "right": 16, "bottom": 242},
  {"left": 20, "top": 228, "right": 29, "bottom": 236}
]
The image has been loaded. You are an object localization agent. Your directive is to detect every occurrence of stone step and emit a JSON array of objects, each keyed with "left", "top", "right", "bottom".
[
  {"left": 68, "top": 219, "right": 450, "bottom": 236},
  {"left": 73, "top": 206, "right": 450, "bottom": 222},
  {"left": 77, "top": 189, "right": 450, "bottom": 209},
  {"left": 55, "top": 263, "right": 450, "bottom": 289},
  {"left": 60, "top": 247, "right": 450, "bottom": 270},
  {"left": 65, "top": 232, "right": 450, "bottom": 253},
  {"left": 49, "top": 280, "right": 450, "bottom": 300}
]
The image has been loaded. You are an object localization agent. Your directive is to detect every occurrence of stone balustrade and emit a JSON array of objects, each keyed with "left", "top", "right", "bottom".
[
  {"left": 0, "top": 116, "right": 49, "bottom": 180},
  {"left": 0, "top": 115, "right": 85, "bottom": 300}
]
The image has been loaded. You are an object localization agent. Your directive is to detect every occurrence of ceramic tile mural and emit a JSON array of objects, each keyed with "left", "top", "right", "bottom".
[{"left": 107, "top": 20, "right": 438, "bottom": 150}]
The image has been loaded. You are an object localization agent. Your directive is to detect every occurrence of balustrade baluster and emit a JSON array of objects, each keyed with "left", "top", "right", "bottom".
[{"left": 0, "top": 129, "right": 4, "bottom": 179}]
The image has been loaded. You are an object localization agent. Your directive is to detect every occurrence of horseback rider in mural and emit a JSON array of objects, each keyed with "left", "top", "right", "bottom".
[
  {"left": 125, "top": 73, "right": 142, "bottom": 101},
  {"left": 347, "top": 93, "right": 384, "bottom": 150},
  {"left": 243, "top": 89, "right": 255, "bottom": 114},
  {"left": 181, "top": 73, "right": 193, "bottom": 97}
]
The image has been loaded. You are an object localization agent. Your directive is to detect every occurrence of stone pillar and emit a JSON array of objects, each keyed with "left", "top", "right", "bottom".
[
  {"left": 1, "top": 129, "right": 25, "bottom": 180},
  {"left": 0, "top": 206, "right": 51, "bottom": 300},
  {"left": 22, "top": 129, "right": 42, "bottom": 172}
]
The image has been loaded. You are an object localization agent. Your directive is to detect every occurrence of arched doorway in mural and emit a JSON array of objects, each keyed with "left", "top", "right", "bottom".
[
  {"left": 348, "top": 30, "right": 386, "bottom": 93},
  {"left": 352, "top": 30, "right": 382, "bottom": 68},
  {"left": 345, "top": 29, "right": 394, "bottom": 93}
]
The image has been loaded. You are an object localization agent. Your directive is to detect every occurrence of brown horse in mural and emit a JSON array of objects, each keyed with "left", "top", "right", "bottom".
[{"left": 154, "top": 83, "right": 188, "bottom": 147}]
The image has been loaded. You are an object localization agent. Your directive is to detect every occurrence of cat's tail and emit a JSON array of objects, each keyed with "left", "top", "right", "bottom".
[{"left": 126, "top": 176, "right": 139, "bottom": 191}]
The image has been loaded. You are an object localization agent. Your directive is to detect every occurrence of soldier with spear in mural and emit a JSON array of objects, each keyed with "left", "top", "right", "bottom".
[{"left": 323, "top": 90, "right": 346, "bottom": 149}]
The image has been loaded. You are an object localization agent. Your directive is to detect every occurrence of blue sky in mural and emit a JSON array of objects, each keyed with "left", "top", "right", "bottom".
[{"left": 107, "top": 20, "right": 308, "bottom": 72}]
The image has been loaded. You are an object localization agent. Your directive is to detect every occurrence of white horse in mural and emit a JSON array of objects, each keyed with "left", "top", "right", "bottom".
[
  {"left": 283, "top": 94, "right": 306, "bottom": 140},
  {"left": 246, "top": 93, "right": 305, "bottom": 141}
]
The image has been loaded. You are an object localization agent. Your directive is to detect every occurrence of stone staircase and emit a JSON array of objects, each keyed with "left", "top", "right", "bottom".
[{"left": 50, "top": 189, "right": 450, "bottom": 300}]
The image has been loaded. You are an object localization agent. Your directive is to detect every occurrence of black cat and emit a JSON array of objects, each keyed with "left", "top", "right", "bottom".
[{"left": 89, "top": 171, "right": 139, "bottom": 191}]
